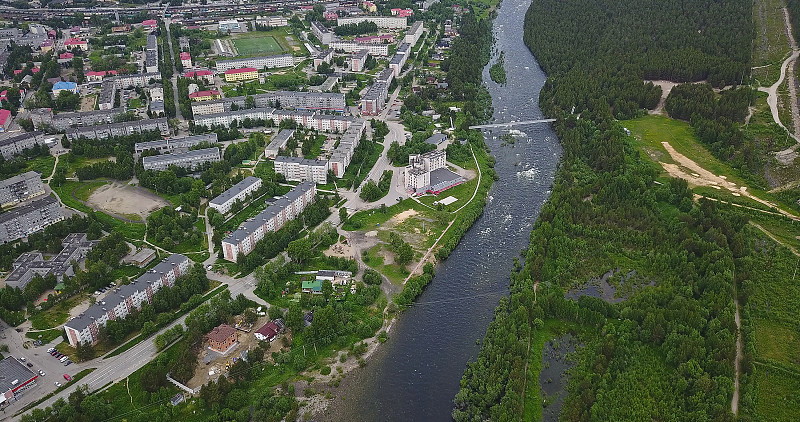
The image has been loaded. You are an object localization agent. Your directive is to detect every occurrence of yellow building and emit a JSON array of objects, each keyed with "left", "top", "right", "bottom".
[
  {"left": 224, "top": 67, "right": 258, "bottom": 82},
  {"left": 188, "top": 90, "right": 222, "bottom": 102}
]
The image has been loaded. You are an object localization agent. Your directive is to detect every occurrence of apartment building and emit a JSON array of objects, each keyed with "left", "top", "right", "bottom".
[
  {"left": 63, "top": 254, "right": 191, "bottom": 346},
  {"left": 188, "top": 90, "right": 222, "bottom": 102},
  {"left": 0, "top": 171, "right": 45, "bottom": 208},
  {"left": 49, "top": 108, "right": 126, "bottom": 131},
  {"left": 265, "top": 129, "right": 295, "bottom": 158},
  {"left": 389, "top": 43, "right": 412, "bottom": 77},
  {"left": 65, "top": 118, "right": 169, "bottom": 141},
  {"left": 330, "top": 41, "right": 389, "bottom": 56},
  {"left": 405, "top": 21, "right": 424, "bottom": 45},
  {"left": 0, "top": 196, "right": 64, "bottom": 244},
  {"left": 351, "top": 49, "right": 369, "bottom": 72},
  {"left": 134, "top": 133, "right": 217, "bottom": 154},
  {"left": 5, "top": 233, "right": 97, "bottom": 290},
  {"left": 98, "top": 80, "right": 116, "bottom": 110},
  {"left": 313, "top": 49, "right": 334, "bottom": 68},
  {"left": 191, "top": 91, "right": 346, "bottom": 116},
  {"left": 0, "top": 132, "right": 46, "bottom": 160},
  {"left": 183, "top": 70, "right": 215, "bottom": 84},
  {"left": 222, "top": 182, "right": 315, "bottom": 262},
  {"left": 224, "top": 67, "right": 259, "bottom": 82},
  {"left": 142, "top": 147, "right": 221, "bottom": 171},
  {"left": 405, "top": 150, "right": 464, "bottom": 195},
  {"left": 328, "top": 120, "right": 366, "bottom": 177},
  {"left": 274, "top": 156, "right": 328, "bottom": 184},
  {"left": 208, "top": 176, "right": 262, "bottom": 214},
  {"left": 311, "top": 21, "right": 335, "bottom": 45},
  {"left": 110, "top": 73, "right": 162, "bottom": 89},
  {"left": 337, "top": 16, "right": 407, "bottom": 29},
  {"left": 215, "top": 54, "right": 294, "bottom": 72}
]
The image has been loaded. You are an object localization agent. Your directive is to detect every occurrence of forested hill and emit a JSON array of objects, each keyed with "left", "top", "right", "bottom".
[
  {"left": 453, "top": 1, "right": 758, "bottom": 421},
  {"left": 524, "top": 0, "right": 752, "bottom": 119}
]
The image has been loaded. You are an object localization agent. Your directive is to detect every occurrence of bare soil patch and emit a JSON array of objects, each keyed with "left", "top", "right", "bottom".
[{"left": 87, "top": 182, "right": 169, "bottom": 219}]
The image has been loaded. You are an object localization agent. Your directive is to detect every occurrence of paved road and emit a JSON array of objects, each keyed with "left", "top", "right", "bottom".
[
  {"left": 163, "top": 18, "right": 185, "bottom": 126},
  {"left": 10, "top": 270, "right": 264, "bottom": 420}
]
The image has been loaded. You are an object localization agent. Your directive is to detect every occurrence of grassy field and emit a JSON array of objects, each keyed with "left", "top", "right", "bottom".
[
  {"left": 752, "top": 0, "right": 792, "bottom": 87},
  {"left": 24, "top": 155, "right": 56, "bottom": 178},
  {"left": 53, "top": 181, "right": 146, "bottom": 241},
  {"left": 755, "top": 318, "right": 800, "bottom": 372},
  {"left": 25, "top": 328, "right": 63, "bottom": 343},
  {"left": 30, "top": 294, "right": 88, "bottom": 330},
  {"left": 232, "top": 32, "right": 287, "bottom": 56},
  {"left": 753, "top": 364, "right": 800, "bottom": 421}
]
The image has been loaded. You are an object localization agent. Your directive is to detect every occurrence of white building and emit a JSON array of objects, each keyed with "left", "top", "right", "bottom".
[
  {"left": 141, "top": 147, "right": 221, "bottom": 171},
  {"left": 215, "top": 55, "right": 294, "bottom": 72},
  {"left": 330, "top": 41, "right": 389, "bottom": 56},
  {"left": 208, "top": 176, "right": 262, "bottom": 214},
  {"left": 351, "top": 49, "right": 369, "bottom": 72},
  {"left": 274, "top": 156, "right": 328, "bottom": 184},
  {"left": 63, "top": 254, "right": 191, "bottom": 346},
  {"left": 222, "top": 182, "right": 315, "bottom": 262},
  {"left": 0, "top": 171, "right": 45, "bottom": 208},
  {"left": 311, "top": 21, "right": 335, "bottom": 45},
  {"left": 149, "top": 87, "right": 164, "bottom": 102},
  {"left": 265, "top": 129, "right": 295, "bottom": 158},
  {"left": 218, "top": 19, "right": 241, "bottom": 32},
  {"left": 337, "top": 16, "right": 407, "bottom": 29},
  {"left": 405, "top": 21, "right": 424, "bottom": 45},
  {"left": 255, "top": 16, "right": 288, "bottom": 27}
]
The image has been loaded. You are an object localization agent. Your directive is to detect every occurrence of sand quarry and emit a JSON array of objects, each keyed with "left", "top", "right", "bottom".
[{"left": 87, "top": 182, "right": 170, "bottom": 219}]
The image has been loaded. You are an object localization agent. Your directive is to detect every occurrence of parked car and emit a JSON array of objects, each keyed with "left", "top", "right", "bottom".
[
  {"left": 59, "top": 356, "right": 68, "bottom": 363},
  {"left": 63, "top": 374, "right": 72, "bottom": 381},
  {"left": 46, "top": 348, "right": 54, "bottom": 353},
  {"left": 18, "top": 356, "right": 25, "bottom": 362},
  {"left": 54, "top": 382, "right": 62, "bottom": 387},
  {"left": 38, "top": 370, "right": 45, "bottom": 376},
  {"left": 26, "top": 362, "right": 33, "bottom": 368},
  {"left": 64, "top": 361, "right": 72, "bottom": 366}
]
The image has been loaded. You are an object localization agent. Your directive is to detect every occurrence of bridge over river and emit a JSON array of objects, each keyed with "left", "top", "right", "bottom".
[{"left": 469, "top": 118, "right": 556, "bottom": 130}]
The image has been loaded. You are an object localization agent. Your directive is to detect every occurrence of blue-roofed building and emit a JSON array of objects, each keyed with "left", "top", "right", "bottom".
[{"left": 52, "top": 81, "right": 78, "bottom": 95}]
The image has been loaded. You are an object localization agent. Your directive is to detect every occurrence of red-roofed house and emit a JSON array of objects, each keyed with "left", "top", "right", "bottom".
[
  {"left": 48, "top": 29, "right": 57, "bottom": 39},
  {"left": 324, "top": 11, "right": 338, "bottom": 21},
  {"left": 391, "top": 8, "right": 413, "bottom": 17},
  {"left": 142, "top": 19, "right": 158, "bottom": 29},
  {"left": 14, "top": 67, "right": 40, "bottom": 76},
  {"left": 179, "top": 52, "right": 192, "bottom": 68},
  {"left": 224, "top": 67, "right": 258, "bottom": 82},
  {"left": 59, "top": 52, "right": 74, "bottom": 60},
  {"left": 40, "top": 39, "right": 54, "bottom": 53},
  {"left": 86, "top": 71, "right": 109, "bottom": 82},
  {"left": 0, "top": 109, "right": 11, "bottom": 133},
  {"left": 64, "top": 38, "right": 88, "bottom": 51},
  {"left": 207, "top": 324, "right": 237, "bottom": 353},
  {"left": 188, "top": 90, "right": 221, "bottom": 102},
  {"left": 254, "top": 321, "right": 281, "bottom": 342},
  {"left": 183, "top": 70, "right": 214, "bottom": 84}
]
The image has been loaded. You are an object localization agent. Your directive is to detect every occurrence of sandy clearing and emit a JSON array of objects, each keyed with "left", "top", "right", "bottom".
[
  {"left": 391, "top": 209, "right": 418, "bottom": 224},
  {"left": 660, "top": 142, "right": 799, "bottom": 220},
  {"left": 87, "top": 182, "right": 170, "bottom": 218}
]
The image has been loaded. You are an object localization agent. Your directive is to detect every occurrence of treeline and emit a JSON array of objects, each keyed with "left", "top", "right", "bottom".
[
  {"left": 0, "top": 143, "right": 51, "bottom": 178},
  {"left": 359, "top": 170, "right": 392, "bottom": 202},
  {"left": 146, "top": 207, "right": 203, "bottom": 249},
  {"left": 75, "top": 149, "right": 135, "bottom": 181},
  {"left": 334, "top": 21, "right": 379, "bottom": 36},
  {"left": 454, "top": 0, "right": 754, "bottom": 420},
  {"left": 665, "top": 83, "right": 762, "bottom": 175}
]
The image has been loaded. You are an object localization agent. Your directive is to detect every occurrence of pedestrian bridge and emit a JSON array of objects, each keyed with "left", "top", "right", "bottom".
[{"left": 469, "top": 119, "right": 556, "bottom": 129}]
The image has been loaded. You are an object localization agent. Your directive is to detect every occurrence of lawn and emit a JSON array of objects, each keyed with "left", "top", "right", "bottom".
[
  {"left": 128, "top": 98, "right": 143, "bottom": 109},
  {"left": 30, "top": 294, "right": 88, "bottom": 330},
  {"left": 755, "top": 318, "right": 800, "bottom": 372},
  {"left": 25, "top": 328, "right": 63, "bottom": 343},
  {"left": 753, "top": 364, "right": 800, "bottom": 421},
  {"left": 362, "top": 244, "right": 408, "bottom": 286},
  {"left": 25, "top": 155, "right": 56, "bottom": 178},
  {"left": 233, "top": 35, "right": 284, "bottom": 56}
]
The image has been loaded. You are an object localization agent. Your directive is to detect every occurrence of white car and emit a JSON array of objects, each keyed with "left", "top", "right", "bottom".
[
  {"left": 38, "top": 370, "right": 45, "bottom": 376},
  {"left": 54, "top": 382, "right": 61, "bottom": 387}
]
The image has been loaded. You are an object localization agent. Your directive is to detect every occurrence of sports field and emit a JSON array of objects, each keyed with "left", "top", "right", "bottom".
[{"left": 232, "top": 35, "right": 284, "bottom": 56}]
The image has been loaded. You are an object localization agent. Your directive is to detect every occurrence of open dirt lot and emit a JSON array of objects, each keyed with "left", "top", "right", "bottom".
[{"left": 87, "top": 182, "right": 170, "bottom": 219}]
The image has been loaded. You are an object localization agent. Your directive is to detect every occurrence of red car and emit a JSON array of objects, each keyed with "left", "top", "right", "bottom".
[{"left": 63, "top": 374, "right": 72, "bottom": 381}]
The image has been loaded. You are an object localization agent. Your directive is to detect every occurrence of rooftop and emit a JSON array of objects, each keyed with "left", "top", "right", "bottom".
[
  {"left": 224, "top": 67, "right": 258, "bottom": 74},
  {"left": 208, "top": 324, "right": 236, "bottom": 343},
  {"left": 0, "top": 357, "right": 36, "bottom": 393},
  {"left": 209, "top": 176, "right": 261, "bottom": 206}
]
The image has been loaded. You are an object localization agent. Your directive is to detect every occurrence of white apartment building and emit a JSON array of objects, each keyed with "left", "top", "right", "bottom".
[
  {"left": 141, "top": 147, "right": 221, "bottom": 171},
  {"left": 330, "top": 41, "right": 389, "bottom": 56},
  {"left": 215, "top": 55, "right": 294, "bottom": 72},
  {"left": 274, "top": 156, "right": 328, "bottom": 184},
  {"left": 337, "top": 16, "right": 407, "bottom": 29},
  {"left": 222, "top": 182, "right": 315, "bottom": 262},
  {"left": 0, "top": 171, "right": 45, "bottom": 208},
  {"left": 265, "top": 129, "right": 295, "bottom": 158},
  {"left": 405, "top": 21, "right": 424, "bottom": 45},
  {"left": 63, "top": 254, "right": 190, "bottom": 346},
  {"left": 208, "top": 176, "right": 262, "bottom": 214}
]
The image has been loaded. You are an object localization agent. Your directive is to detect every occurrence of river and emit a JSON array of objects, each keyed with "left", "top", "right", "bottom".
[{"left": 324, "top": 0, "right": 562, "bottom": 419}]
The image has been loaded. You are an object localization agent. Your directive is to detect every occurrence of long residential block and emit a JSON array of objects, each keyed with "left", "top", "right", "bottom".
[
  {"left": 337, "top": 16, "right": 407, "bottom": 29},
  {"left": 0, "top": 171, "right": 45, "bottom": 208},
  {"left": 0, "top": 132, "right": 46, "bottom": 159},
  {"left": 215, "top": 55, "right": 294, "bottom": 72},
  {"left": 328, "top": 120, "right": 366, "bottom": 177},
  {"left": 134, "top": 133, "right": 218, "bottom": 154},
  {"left": 274, "top": 156, "right": 328, "bottom": 184},
  {"left": 193, "top": 107, "right": 357, "bottom": 133},
  {"left": 330, "top": 41, "right": 389, "bottom": 56},
  {"left": 0, "top": 196, "right": 64, "bottom": 244},
  {"left": 222, "top": 182, "right": 315, "bottom": 262},
  {"left": 63, "top": 254, "right": 191, "bottom": 346},
  {"left": 141, "top": 147, "right": 221, "bottom": 171},
  {"left": 405, "top": 21, "right": 424, "bottom": 45},
  {"left": 65, "top": 118, "right": 169, "bottom": 140},
  {"left": 209, "top": 176, "right": 262, "bottom": 214},
  {"left": 191, "top": 91, "right": 346, "bottom": 116},
  {"left": 265, "top": 129, "right": 294, "bottom": 158}
]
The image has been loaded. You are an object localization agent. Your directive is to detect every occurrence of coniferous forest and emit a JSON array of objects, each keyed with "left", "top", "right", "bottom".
[{"left": 452, "top": 0, "right": 780, "bottom": 421}]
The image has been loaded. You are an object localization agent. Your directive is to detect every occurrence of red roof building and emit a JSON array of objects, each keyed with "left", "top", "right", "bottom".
[
  {"left": 142, "top": 19, "right": 158, "bottom": 28},
  {"left": 224, "top": 67, "right": 258, "bottom": 75},
  {"left": 64, "top": 38, "right": 88, "bottom": 51},
  {"left": 59, "top": 52, "right": 74, "bottom": 60},
  {"left": 179, "top": 52, "right": 191, "bottom": 60},
  {"left": 207, "top": 324, "right": 237, "bottom": 353},
  {"left": 0, "top": 109, "right": 11, "bottom": 132},
  {"left": 184, "top": 70, "right": 213, "bottom": 78},
  {"left": 188, "top": 90, "right": 221, "bottom": 101},
  {"left": 254, "top": 321, "right": 281, "bottom": 342}
]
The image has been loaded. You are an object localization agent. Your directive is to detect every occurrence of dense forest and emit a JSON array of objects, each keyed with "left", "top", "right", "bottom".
[{"left": 454, "top": 0, "right": 758, "bottom": 420}]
